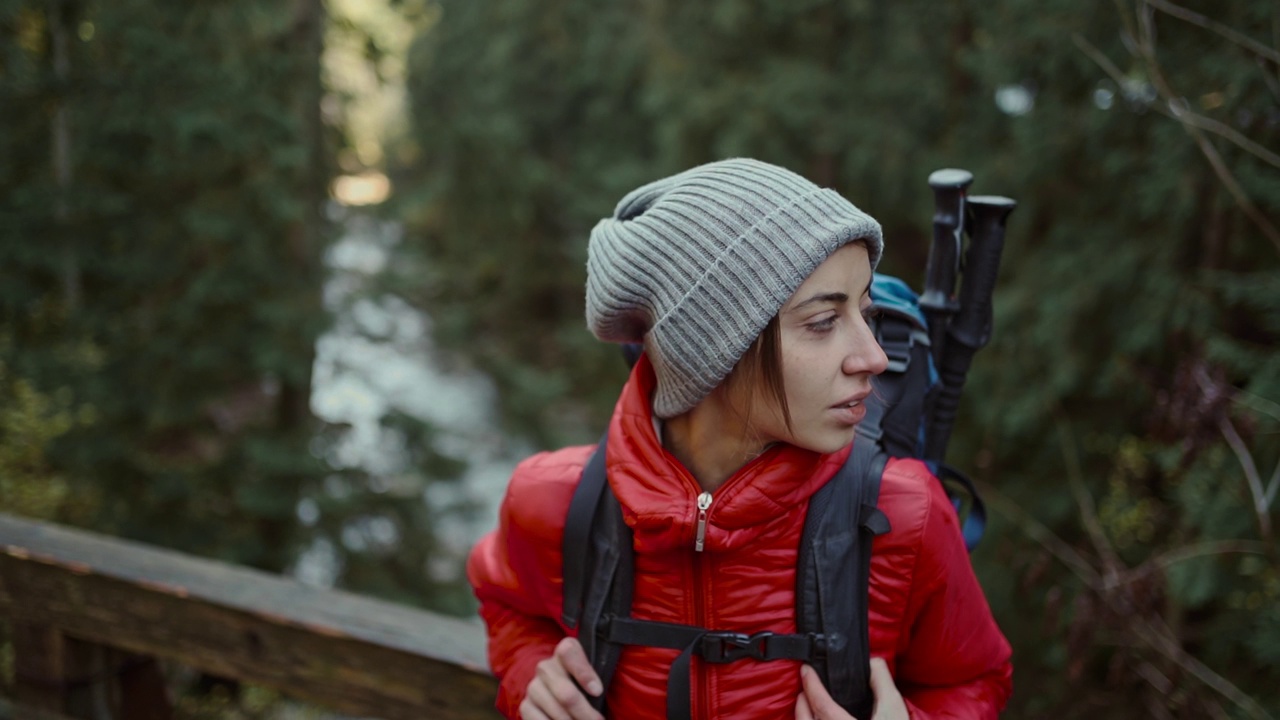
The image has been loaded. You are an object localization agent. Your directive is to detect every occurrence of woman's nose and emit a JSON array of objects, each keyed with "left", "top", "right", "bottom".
[{"left": 844, "top": 322, "right": 889, "bottom": 377}]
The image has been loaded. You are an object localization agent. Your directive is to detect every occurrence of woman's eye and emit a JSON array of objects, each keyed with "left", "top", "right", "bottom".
[
  {"left": 806, "top": 316, "right": 837, "bottom": 333},
  {"left": 861, "top": 306, "right": 882, "bottom": 323}
]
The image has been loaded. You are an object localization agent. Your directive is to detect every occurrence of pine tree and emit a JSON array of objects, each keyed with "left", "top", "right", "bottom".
[{"left": 0, "top": 0, "right": 329, "bottom": 572}]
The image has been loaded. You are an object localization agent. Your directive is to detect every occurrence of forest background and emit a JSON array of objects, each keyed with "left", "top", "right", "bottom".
[{"left": 2, "top": 0, "right": 1278, "bottom": 718}]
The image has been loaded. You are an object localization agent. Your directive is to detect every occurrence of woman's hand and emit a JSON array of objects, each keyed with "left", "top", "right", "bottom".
[
  {"left": 795, "top": 658, "right": 910, "bottom": 720},
  {"left": 520, "top": 637, "right": 605, "bottom": 720}
]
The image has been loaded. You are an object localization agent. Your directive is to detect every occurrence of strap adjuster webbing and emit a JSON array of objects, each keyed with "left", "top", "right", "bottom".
[
  {"left": 698, "top": 630, "right": 827, "bottom": 664},
  {"left": 602, "top": 616, "right": 831, "bottom": 720}
]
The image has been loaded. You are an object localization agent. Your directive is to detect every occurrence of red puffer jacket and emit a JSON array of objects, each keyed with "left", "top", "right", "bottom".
[{"left": 468, "top": 357, "right": 1012, "bottom": 719}]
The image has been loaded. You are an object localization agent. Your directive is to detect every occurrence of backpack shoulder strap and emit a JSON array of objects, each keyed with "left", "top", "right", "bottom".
[
  {"left": 795, "top": 434, "right": 892, "bottom": 720},
  {"left": 561, "top": 434, "right": 609, "bottom": 629},
  {"left": 560, "top": 434, "right": 633, "bottom": 714}
]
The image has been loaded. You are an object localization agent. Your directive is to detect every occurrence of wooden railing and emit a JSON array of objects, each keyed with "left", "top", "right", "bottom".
[{"left": 0, "top": 512, "right": 500, "bottom": 720}]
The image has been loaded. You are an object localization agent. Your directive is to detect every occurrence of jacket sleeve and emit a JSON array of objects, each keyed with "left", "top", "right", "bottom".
[
  {"left": 892, "top": 466, "right": 1013, "bottom": 719},
  {"left": 466, "top": 449, "right": 587, "bottom": 718}
]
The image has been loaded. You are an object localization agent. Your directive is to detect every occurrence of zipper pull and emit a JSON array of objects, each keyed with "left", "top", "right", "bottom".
[{"left": 694, "top": 492, "right": 712, "bottom": 552}]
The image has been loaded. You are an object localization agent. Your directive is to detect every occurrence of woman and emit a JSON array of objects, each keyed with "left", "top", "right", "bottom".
[{"left": 467, "top": 158, "right": 1012, "bottom": 719}]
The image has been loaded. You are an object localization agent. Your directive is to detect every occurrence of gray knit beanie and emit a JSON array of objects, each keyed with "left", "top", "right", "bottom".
[{"left": 585, "top": 158, "right": 884, "bottom": 419}]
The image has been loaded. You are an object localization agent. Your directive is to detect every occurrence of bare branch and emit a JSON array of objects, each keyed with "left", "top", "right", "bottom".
[
  {"left": 1130, "top": 4, "right": 1280, "bottom": 255},
  {"left": 990, "top": 473, "right": 1276, "bottom": 717},
  {"left": 1131, "top": 655, "right": 1174, "bottom": 696},
  {"left": 1194, "top": 368, "right": 1273, "bottom": 538},
  {"left": 1130, "top": 615, "right": 1277, "bottom": 720},
  {"left": 1258, "top": 55, "right": 1280, "bottom": 104},
  {"left": 1208, "top": 700, "right": 1233, "bottom": 720},
  {"left": 1167, "top": 102, "right": 1280, "bottom": 170},
  {"left": 1072, "top": 33, "right": 1129, "bottom": 85},
  {"left": 974, "top": 481, "right": 1102, "bottom": 589},
  {"left": 1144, "top": 0, "right": 1280, "bottom": 66},
  {"left": 1123, "top": 539, "right": 1274, "bottom": 584},
  {"left": 1265, "top": 458, "right": 1279, "bottom": 508},
  {"left": 1056, "top": 415, "right": 1125, "bottom": 586},
  {"left": 1233, "top": 389, "right": 1280, "bottom": 424},
  {"left": 1175, "top": 113, "right": 1280, "bottom": 253},
  {"left": 1218, "top": 416, "right": 1272, "bottom": 539},
  {"left": 1073, "top": 34, "right": 1280, "bottom": 171}
]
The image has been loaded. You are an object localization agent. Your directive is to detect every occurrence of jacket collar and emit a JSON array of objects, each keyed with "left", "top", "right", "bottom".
[{"left": 606, "top": 353, "right": 849, "bottom": 554}]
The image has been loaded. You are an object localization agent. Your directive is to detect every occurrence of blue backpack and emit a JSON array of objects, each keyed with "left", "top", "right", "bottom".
[{"left": 865, "top": 274, "right": 987, "bottom": 550}]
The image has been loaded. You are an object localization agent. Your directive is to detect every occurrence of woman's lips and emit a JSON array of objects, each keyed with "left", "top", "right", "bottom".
[{"left": 830, "top": 397, "right": 868, "bottom": 426}]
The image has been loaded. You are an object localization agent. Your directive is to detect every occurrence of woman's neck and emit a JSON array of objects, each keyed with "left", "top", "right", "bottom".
[{"left": 661, "top": 389, "right": 766, "bottom": 493}]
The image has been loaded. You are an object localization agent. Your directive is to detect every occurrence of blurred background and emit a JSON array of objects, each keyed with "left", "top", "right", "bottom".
[{"left": 1, "top": 0, "right": 1277, "bottom": 717}]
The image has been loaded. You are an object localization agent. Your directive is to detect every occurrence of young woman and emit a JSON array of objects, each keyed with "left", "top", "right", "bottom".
[{"left": 467, "top": 158, "right": 1012, "bottom": 719}]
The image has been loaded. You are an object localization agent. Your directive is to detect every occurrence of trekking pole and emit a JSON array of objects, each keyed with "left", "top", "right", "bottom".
[
  {"left": 918, "top": 169, "right": 974, "bottom": 369},
  {"left": 924, "top": 195, "right": 1016, "bottom": 461}
]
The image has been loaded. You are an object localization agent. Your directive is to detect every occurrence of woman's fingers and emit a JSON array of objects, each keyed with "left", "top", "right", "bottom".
[
  {"left": 523, "top": 639, "right": 604, "bottom": 720},
  {"left": 796, "top": 665, "right": 857, "bottom": 720},
  {"left": 796, "top": 691, "right": 815, "bottom": 720},
  {"left": 868, "top": 658, "right": 910, "bottom": 720},
  {"left": 868, "top": 657, "right": 892, "bottom": 693},
  {"left": 524, "top": 676, "right": 574, "bottom": 720},
  {"left": 554, "top": 637, "right": 604, "bottom": 697}
]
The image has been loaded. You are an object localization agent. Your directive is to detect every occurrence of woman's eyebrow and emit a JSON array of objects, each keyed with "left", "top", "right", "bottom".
[{"left": 790, "top": 292, "right": 849, "bottom": 312}]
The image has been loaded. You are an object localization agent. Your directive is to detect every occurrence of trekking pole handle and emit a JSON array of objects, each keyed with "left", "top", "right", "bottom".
[
  {"left": 951, "top": 196, "right": 1017, "bottom": 350},
  {"left": 924, "top": 195, "right": 1016, "bottom": 461},
  {"left": 919, "top": 169, "right": 973, "bottom": 366}
]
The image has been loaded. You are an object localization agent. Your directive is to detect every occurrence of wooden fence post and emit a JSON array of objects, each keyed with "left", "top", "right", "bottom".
[
  {"left": 11, "top": 624, "right": 171, "bottom": 720},
  {"left": 12, "top": 623, "right": 74, "bottom": 718}
]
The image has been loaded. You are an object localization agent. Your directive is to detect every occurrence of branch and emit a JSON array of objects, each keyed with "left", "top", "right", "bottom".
[
  {"left": 1267, "top": 459, "right": 1279, "bottom": 508},
  {"left": 1144, "top": 0, "right": 1280, "bottom": 66},
  {"left": 1257, "top": 55, "right": 1280, "bottom": 104},
  {"left": 1129, "top": 614, "right": 1277, "bottom": 720},
  {"left": 1166, "top": 102, "right": 1280, "bottom": 171},
  {"left": 974, "top": 481, "right": 1102, "bottom": 590},
  {"left": 1232, "top": 389, "right": 1280, "bottom": 424},
  {"left": 1072, "top": 33, "right": 1129, "bottom": 84},
  {"left": 983, "top": 468, "right": 1275, "bottom": 717},
  {"left": 1122, "top": 539, "right": 1274, "bottom": 584},
  {"left": 1072, "top": 35, "right": 1280, "bottom": 177},
  {"left": 1194, "top": 367, "right": 1272, "bottom": 539},
  {"left": 1131, "top": 6, "right": 1280, "bottom": 256},
  {"left": 1219, "top": 416, "right": 1273, "bottom": 539},
  {"left": 1056, "top": 414, "right": 1125, "bottom": 586}
]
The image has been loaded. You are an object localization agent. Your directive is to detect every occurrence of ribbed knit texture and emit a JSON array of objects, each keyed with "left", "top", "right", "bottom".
[{"left": 586, "top": 158, "right": 884, "bottom": 419}]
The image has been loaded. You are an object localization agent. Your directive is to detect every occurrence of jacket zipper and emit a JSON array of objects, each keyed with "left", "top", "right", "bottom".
[
  {"left": 692, "top": 491, "right": 713, "bottom": 718},
  {"left": 694, "top": 492, "right": 712, "bottom": 552}
]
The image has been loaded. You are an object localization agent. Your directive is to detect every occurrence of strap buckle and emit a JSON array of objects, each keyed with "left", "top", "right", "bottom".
[
  {"left": 699, "top": 631, "right": 774, "bottom": 663},
  {"left": 874, "top": 316, "right": 914, "bottom": 373}
]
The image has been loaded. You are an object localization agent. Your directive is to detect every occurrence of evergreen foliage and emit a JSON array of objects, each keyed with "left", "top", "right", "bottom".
[
  {"left": 0, "top": 0, "right": 328, "bottom": 571},
  {"left": 396, "top": 0, "right": 1279, "bottom": 715}
]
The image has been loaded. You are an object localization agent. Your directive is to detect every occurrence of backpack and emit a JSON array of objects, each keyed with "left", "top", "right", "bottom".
[{"left": 559, "top": 272, "right": 987, "bottom": 720}]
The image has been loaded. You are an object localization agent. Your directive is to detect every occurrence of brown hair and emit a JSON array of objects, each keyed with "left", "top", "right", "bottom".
[
  {"left": 725, "top": 314, "right": 792, "bottom": 434},
  {"left": 724, "top": 237, "right": 874, "bottom": 435}
]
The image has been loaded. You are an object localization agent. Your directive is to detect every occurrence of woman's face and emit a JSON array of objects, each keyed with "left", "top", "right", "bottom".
[{"left": 730, "top": 242, "right": 888, "bottom": 454}]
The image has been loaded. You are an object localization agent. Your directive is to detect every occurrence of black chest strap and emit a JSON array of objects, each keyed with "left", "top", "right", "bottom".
[
  {"left": 603, "top": 616, "right": 832, "bottom": 719},
  {"left": 561, "top": 434, "right": 890, "bottom": 719}
]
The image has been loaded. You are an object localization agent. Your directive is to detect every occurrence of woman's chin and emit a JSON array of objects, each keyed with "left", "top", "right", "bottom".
[{"left": 789, "top": 426, "right": 859, "bottom": 455}]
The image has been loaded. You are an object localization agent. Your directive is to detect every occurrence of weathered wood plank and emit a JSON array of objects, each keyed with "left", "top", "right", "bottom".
[
  {"left": 11, "top": 624, "right": 67, "bottom": 714},
  {"left": 0, "top": 513, "right": 499, "bottom": 720},
  {"left": 0, "top": 696, "right": 78, "bottom": 720}
]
